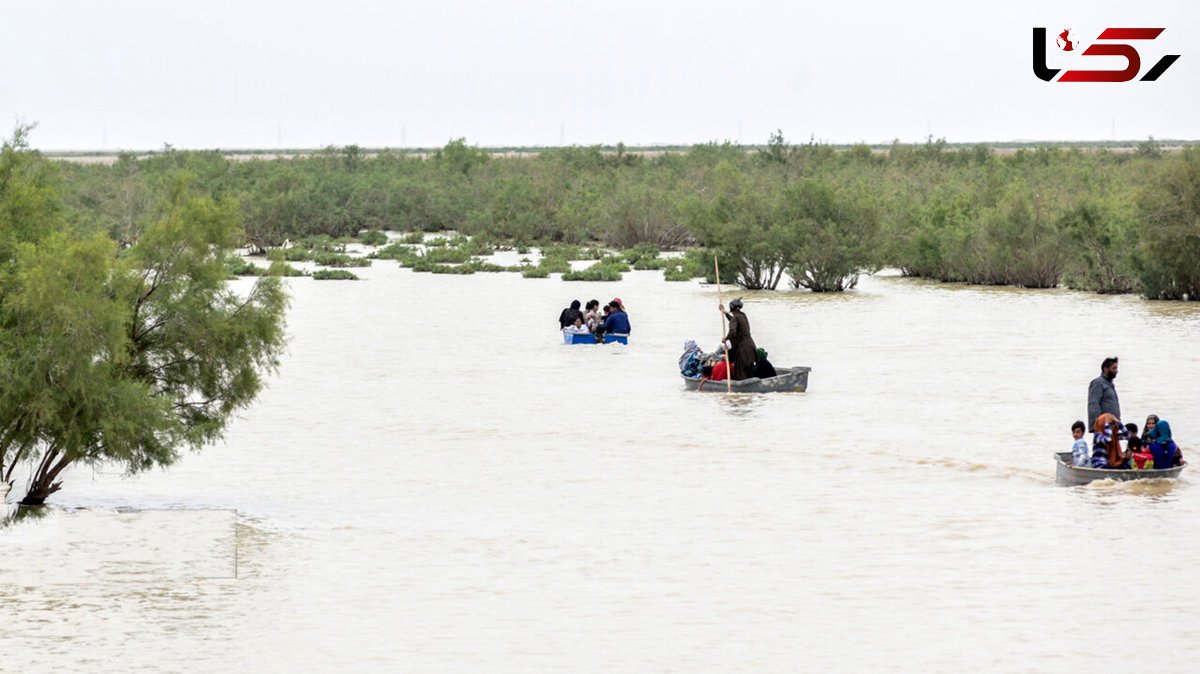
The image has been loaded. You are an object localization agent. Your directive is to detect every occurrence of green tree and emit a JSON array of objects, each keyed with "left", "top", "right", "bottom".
[
  {"left": 780, "top": 179, "right": 879, "bottom": 292},
  {"left": 1134, "top": 148, "right": 1200, "bottom": 299},
  {"left": 0, "top": 144, "right": 288, "bottom": 505},
  {"left": 1058, "top": 198, "right": 1137, "bottom": 294}
]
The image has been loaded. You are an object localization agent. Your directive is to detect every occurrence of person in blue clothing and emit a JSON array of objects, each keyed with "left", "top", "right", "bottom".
[
  {"left": 1143, "top": 415, "right": 1180, "bottom": 469},
  {"left": 1069, "top": 420, "right": 1089, "bottom": 467},
  {"left": 603, "top": 300, "right": 630, "bottom": 335}
]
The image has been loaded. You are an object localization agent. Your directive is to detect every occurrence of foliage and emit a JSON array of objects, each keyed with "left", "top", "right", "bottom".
[
  {"left": 561, "top": 262, "right": 624, "bottom": 281},
  {"left": 312, "top": 268, "right": 359, "bottom": 280},
  {"left": 779, "top": 179, "right": 880, "bottom": 292},
  {"left": 41, "top": 131, "right": 1200, "bottom": 297},
  {"left": 1134, "top": 148, "right": 1200, "bottom": 299},
  {"left": 520, "top": 266, "right": 550, "bottom": 278},
  {"left": 1058, "top": 199, "right": 1138, "bottom": 294},
  {"left": 422, "top": 247, "right": 471, "bottom": 264},
  {"left": 313, "top": 251, "right": 371, "bottom": 268},
  {"left": 359, "top": 230, "right": 388, "bottom": 246},
  {"left": 1, "top": 142, "right": 288, "bottom": 505}
]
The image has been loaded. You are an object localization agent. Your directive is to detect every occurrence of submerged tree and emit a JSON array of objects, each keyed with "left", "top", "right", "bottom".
[
  {"left": 1134, "top": 148, "right": 1200, "bottom": 300},
  {"left": 779, "top": 179, "right": 880, "bottom": 292},
  {"left": 0, "top": 130, "right": 288, "bottom": 505}
]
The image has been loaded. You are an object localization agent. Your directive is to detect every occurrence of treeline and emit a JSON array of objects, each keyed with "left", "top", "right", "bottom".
[{"left": 52, "top": 133, "right": 1200, "bottom": 299}]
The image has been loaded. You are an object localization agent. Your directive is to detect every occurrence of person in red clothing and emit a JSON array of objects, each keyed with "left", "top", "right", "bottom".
[{"left": 701, "top": 361, "right": 729, "bottom": 381}]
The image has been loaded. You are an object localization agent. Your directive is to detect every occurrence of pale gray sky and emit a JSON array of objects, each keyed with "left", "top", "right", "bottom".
[{"left": 2, "top": 0, "right": 1196, "bottom": 150}]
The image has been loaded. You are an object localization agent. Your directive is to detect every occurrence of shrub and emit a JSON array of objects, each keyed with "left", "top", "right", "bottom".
[
  {"left": 562, "top": 262, "right": 624, "bottom": 281},
  {"left": 226, "top": 256, "right": 265, "bottom": 277},
  {"left": 313, "top": 252, "right": 372, "bottom": 267},
  {"left": 283, "top": 247, "right": 315, "bottom": 262},
  {"left": 266, "top": 261, "right": 307, "bottom": 277},
  {"left": 359, "top": 230, "right": 388, "bottom": 246},
  {"left": 312, "top": 269, "right": 359, "bottom": 280},
  {"left": 371, "top": 243, "right": 417, "bottom": 262},
  {"left": 423, "top": 247, "right": 471, "bottom": 264},
  {"left": 664, "top": 265, "right": 695, "bottom": 281},
  {"left": 430, "top": 263, "right": 475, "bottom": 274}
]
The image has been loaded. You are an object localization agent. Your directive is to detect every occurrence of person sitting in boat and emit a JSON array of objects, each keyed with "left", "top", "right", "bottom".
[
  {"left": 1124, "top": 423, "right": 1154, "bottom": 469},
  {"left": 754, "top": 347, "right": 776, "bottom": 379},
  {"left": 679, "top": 340, "right": 702, "bottom": 378},
  {"left": 584, "top": 299, "right": 603, "bottom": 332},
  {"left": 1070, "top": 420, "right": 1089, "bottom": 467},
  {"left": 558, "top": 300, "right": 583, "bottom": 329},
  {"left": 563, "top": 317, "right": 590, "bottom": 335},
  {"left": 603, "top": 300, "right": 630, "bottom": 335},
  {"left": 1090, "top": 413, "right": 1129, "bottom": 469},
  {"left": 592, "top": 303, "right": 611, "bottom": 337},
  {"left": 1125, "top": 426, "right": 1144, "bottom": 453},
  {"left": 702, "top": 360, "right": 729, "bottom": 382},
  {"left": 1143, "top": 415, "right": 1180, "bottom": 469}
]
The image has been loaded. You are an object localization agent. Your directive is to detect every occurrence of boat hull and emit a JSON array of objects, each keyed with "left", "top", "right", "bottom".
[
  {"left": 1054, "top": 451, "right": 1187, "bottom": 485},
  {"left": 681, "top": 366, "right": 810, "bottom": 393},
  {"left": 564, "top": 332, "right": 628, "bottom": 345}
]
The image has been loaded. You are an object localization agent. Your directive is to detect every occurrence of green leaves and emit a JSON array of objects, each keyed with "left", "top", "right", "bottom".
[{"left": 0, "top": 137, "right": 289, "bottom": 504}]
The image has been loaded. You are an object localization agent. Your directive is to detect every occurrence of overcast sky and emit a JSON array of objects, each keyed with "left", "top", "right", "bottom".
[{"left": 2, "top": 0, "right": 1196, "bottom": 150}]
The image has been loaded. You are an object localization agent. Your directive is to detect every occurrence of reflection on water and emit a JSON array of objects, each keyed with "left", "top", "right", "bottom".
[{"left": 3, "top": 266, "right": 1199, "bottom": 673}]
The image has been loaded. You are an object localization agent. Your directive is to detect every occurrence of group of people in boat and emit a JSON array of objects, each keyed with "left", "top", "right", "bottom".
[
  {"left": 678, "top": 297, "right": 776, "bottom": 381},
  {"left": 1071, "top": 356, "right": 1184, "bottom": 470},
  {"left": 558, "top": 298, "right": 630, "bottom": 337}
]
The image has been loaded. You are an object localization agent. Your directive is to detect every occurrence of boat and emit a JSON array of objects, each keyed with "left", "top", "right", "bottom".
[
  {"left": 563, "top": 331, "right": 629, "bottom": 345},
  {"left": 1054, "top": 451, "right": 1187, "bottom": 486},
  {"left": 680, "top": 366, "right": 811, "bottom": 393}
]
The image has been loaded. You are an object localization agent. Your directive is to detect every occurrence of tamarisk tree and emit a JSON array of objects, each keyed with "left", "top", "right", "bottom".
[{"left": 0, "top": 130, "right": 288, "bottom": 505}]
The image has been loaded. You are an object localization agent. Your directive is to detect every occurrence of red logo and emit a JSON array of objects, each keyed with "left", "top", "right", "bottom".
[{"left": 1033, "top": 27, "right": 1180, "bottom": 82}]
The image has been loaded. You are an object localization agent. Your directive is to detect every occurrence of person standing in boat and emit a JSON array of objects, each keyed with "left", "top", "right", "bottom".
[
  {"left": 1087, "top": 357, "right": 1120, "bottom": 430},
  {"left": 719, "top": 297, "right": 757, "bottom": 380}
]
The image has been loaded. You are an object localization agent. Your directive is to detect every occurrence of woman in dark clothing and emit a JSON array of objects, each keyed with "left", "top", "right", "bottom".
[
  {"left": 558, "top": 300, "right": 583, "bottom": 329},
  {"left": 719, "top": 297, "right": 757, "bottom": 380},
  {"left": 754, "top": 347, "right": 776, "bottom": 379}
]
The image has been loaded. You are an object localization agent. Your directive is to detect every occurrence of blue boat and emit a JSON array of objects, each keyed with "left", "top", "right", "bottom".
[{"left": 563, "top": 331, "right": 629, "bottom": 345}]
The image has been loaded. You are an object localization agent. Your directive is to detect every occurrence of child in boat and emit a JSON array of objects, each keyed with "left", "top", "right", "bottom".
[
  {"left": 563, "top": 317, "right": 589, "bottom": 334},
  {"left": 1124, "top": 422, "right": 1155, "bottom": 470},
  {"left": 1070, "top": 420, "right": 1089, "bottom": 467},
  {"left": 1125, "top": 423, "right": 1143, "bottom": 454}
]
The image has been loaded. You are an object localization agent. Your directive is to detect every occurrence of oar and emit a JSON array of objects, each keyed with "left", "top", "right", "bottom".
[{"left": 715, "top": 254, "right": 731, "bottom": 393}]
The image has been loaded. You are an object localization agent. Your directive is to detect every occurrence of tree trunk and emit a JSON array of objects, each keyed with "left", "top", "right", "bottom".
[{"left": 20, "top": 452, "right": 72, "bottom": 506}]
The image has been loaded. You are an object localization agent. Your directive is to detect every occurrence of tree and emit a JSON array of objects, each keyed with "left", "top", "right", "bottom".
[
  {"left": 780, "top": 179, "right": 879, "bottom": 292},
  {"left": 1058, "top": 197, "right": 1137, "bottom": 294},
  {"left": 0, "top": 136, "right": 288, "bottom": 505},
  {"left": 1134, "top": 147, "right": 1200, "bottom": 300}
]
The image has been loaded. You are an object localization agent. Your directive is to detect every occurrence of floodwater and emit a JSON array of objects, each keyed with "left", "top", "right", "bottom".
[{"left": 3, "top": 258, "right": 1200, "bottom": 673}]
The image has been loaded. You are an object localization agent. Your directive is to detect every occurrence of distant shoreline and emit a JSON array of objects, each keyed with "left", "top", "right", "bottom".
[{"left": 41, "top": 139, "right": 1197, "bottom": 164}]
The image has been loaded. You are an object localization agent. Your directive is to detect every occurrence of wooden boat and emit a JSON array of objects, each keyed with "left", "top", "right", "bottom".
[
  {"left": 563, "top": 331, "right": 629, "bottom": 345},
  {"left": 680, "top": 366, "right": 811, "bottom": 393},
  {"left": 1054, "top": 451, "right": 1187, "bottom": 486}
]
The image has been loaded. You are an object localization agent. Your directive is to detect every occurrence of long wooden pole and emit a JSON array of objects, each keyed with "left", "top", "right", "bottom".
[{"left": 714, "top": 254, "right": 731, "bottom": 392}]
